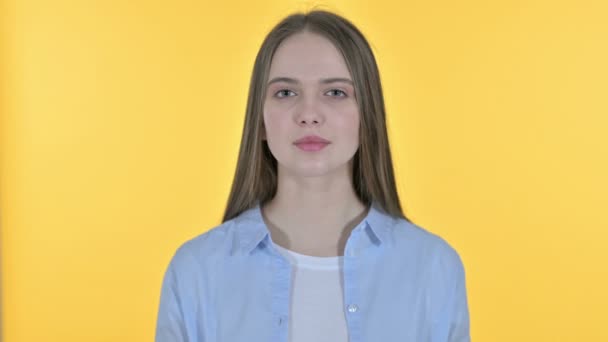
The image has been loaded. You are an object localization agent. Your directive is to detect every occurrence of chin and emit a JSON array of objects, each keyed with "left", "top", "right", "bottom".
[{"left": 282, "top": 161, "right": 351, "bottom": 179}]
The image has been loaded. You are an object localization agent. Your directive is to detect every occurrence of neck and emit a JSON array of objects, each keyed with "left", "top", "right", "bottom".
[{"left": 260, "top": 166, "right": 369, "bottom": 256}]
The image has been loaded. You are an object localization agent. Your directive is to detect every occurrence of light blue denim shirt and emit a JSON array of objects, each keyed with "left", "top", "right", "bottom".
[{"left": 155, "top": 201, "right": 470, "bottom": 342}]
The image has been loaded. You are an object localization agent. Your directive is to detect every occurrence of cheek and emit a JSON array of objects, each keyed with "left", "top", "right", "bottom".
[
  {"left": 340, "top": 111, "right": 360, "bottom": 141},
  {"left": 348, "top": 121, "right": 360, "bottom": 143},
  {"left": 263, "top": 108, "right": 288, "bottom": 137}
]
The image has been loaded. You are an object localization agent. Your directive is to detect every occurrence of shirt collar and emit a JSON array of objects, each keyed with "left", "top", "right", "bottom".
[{"left": 230, "top": 200, "right": 398, "bottom": 256}]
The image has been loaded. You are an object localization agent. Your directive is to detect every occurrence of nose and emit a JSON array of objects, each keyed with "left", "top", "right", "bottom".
[{"left": 295, "top": 95, "right": 324, "bottom": 126}]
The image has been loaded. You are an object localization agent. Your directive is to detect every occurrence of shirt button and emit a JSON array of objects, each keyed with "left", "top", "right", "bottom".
[{"left": 347, "top": 304, "right": 359, "bottom": 313}]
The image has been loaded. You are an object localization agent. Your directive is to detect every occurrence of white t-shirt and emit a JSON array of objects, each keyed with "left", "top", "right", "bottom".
[{"left": 272, "top": 240, "right": 349, "bottom": 342}]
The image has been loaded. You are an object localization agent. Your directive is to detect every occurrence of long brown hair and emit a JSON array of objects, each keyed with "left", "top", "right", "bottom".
[{"left": 222, "top": 9, "right": 411, "bottom": 223}]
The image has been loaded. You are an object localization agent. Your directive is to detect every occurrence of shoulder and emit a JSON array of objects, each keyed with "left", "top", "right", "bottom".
[
  {"left": 391, "top": 218, "right": 465, "bottom": 276},
  {"left": 164, "top": 218, "right": 239, "bottom": 274}
]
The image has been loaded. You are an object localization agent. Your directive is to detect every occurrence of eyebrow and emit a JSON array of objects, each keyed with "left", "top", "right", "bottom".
[{"left": 267, "top": 77, "right": 354, "bottom": 86}]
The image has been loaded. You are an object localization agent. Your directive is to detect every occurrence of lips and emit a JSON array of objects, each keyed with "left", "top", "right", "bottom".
[
  {"left": 295, "top": 142, "right": 328, "bottom": 151},
  {"left": 293, "top": 135, "right": 331, "bottom": 144},
  {"left": 293, "top": 135, "right": 331, "bottom": 152}
]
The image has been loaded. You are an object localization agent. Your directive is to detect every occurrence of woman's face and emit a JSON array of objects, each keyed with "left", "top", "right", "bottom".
[{"left": 263, "top": 31, "right": 359, "bottom": 178}]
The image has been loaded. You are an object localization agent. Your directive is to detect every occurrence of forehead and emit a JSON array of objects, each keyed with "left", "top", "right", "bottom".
[{"left": 268, "top": 31, "right": 351, "bottom": 80}]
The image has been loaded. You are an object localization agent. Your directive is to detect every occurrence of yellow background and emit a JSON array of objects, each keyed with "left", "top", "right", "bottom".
[{"left": 2, "top": 0, "right": 607, "bottom": 340}]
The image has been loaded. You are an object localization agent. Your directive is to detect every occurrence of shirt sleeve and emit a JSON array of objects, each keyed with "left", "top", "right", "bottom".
[
  {"left": 155, "top": 255, "right": 188, "bottom": 342},
  {"left": 432, "top": 247, "right": 471, "bottom": 342},
  {"left": 448, "top": 263, "right": 470, "bottom": 341}
]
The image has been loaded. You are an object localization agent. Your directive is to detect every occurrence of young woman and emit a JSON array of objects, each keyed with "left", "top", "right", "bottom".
[{"left": 156, "top": 9, "right": 470, "bottom": 342}]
